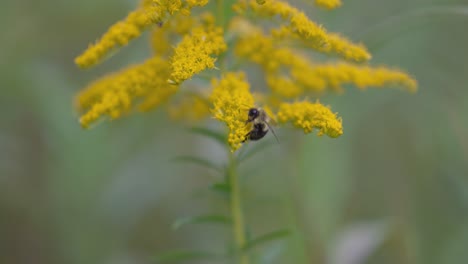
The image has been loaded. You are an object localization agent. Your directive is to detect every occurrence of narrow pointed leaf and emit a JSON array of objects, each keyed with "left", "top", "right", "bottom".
[
  {"left": 172, "top": 155, "right": 222, "bottom": 172},
  {"left": 154, "top": 250, "right": 219, "bottom": 263},
  {"left": 242, "top": 229, "right": 291, "bottom": 251},
  {"left": 172, "top": 214, "right": 232, "bottom": 230},
  {"left": 189, "top": 126, "right": 227, "bottom": 146},
  {"left": 237, "top": 139, "right": 277, "bottom": 162}
]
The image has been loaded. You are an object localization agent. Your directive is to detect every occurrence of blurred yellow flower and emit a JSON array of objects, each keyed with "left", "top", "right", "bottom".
[{"left": 315, "top": 0, "right": 342, "bottom": 10}]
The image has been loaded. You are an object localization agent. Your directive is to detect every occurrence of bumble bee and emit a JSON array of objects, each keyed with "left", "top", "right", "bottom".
[{"left": 243, "top": 108, "right": 279, "bottom": 143}]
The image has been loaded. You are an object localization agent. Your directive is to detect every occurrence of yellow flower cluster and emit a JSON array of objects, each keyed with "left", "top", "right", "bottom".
[
  {"left": 277, "top": 101, "right": 343, "bottom": 137},
  {"left": 234, "top": 0, "right": 371, "bottom": 62},
  {"left": 75, "top": 4, "right": 162, "bottom": 68},
  {"left": 76, "top": 57, "right": 176, "bottom": 128},
  {"left": 236, "top": 31, "right": 417, "bottom": 97},
  {"left": 308, "top": 63, "right": 418, "bottom": 92},
  {"left": 210, "top": 73, "right": 255, "bottom": 151},
  {"left": 169, "top": 23, "right": 227, "bottom": 84},
  {"left": 75, "top": 0, "right": 209, "bottom": 68},
  {"left": 315, "top": 0, "right": 342, "bottom": 10},
  {"left": 74, "top": 0, "right": 417, "bottom": 151}
]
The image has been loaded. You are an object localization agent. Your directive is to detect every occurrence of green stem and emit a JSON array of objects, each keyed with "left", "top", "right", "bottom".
[
  {"left": 228, "top": 153, "right": 249, "bottom": 264},
  {"left": 216, "top": 0, "right": 225, "bottom": 28}
]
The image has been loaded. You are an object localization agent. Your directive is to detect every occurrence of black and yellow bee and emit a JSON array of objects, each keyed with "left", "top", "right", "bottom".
[{"left": 243, "top": 108, "right": 279, "bottom": 143}]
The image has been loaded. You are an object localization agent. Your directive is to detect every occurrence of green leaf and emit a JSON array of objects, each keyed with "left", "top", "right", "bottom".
[
  {"left": 237, "top": 139, "right": 276, "bottom": 163},
  {"left": 242, "top": 229, "right": 291, "bottom": 251},
  {"left": 172, "top": 214, "right": 232, "bottom": 230},
  {"left": 189, "top": 126, "right": 227, "bottom": 146},
  {"left": 154, "top": 250, "right": 219, "bottom": 263},
  {"left": 172, "top": 155, "right": 222, "bottom": 172}
]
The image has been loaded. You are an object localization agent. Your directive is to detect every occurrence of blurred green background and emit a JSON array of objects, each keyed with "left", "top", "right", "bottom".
[{"left": 1, "top": 0, "right": 468, "bottom": 263}]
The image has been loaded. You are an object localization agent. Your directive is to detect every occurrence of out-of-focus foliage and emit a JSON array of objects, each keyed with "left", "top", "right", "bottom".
[{"left": 1, "top": 0, "right": 468, "bottom": 264}]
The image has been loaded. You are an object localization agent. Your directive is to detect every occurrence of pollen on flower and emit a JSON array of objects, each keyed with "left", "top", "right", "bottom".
[
  {"left": 169, "top": 23, "right": 227, "bottom": 84},
  {"left": 315, "top": 0, "right": 342, "bottom": 10},
  {"left": 76, "top": 57, "right": 177, "bottom": 128},
  {"left": 277, "top": 101, "right": 343, "bottom": 138},
  {"left": 210, "top": 72, "right": 255, "bottom": 152}
]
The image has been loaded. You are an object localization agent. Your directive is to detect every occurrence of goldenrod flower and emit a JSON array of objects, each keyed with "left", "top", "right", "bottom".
[
  {"left": 235, "top": 0, "right": 371, "bottom": 62},
  {"left": 236, "top": 31, "right": 416, "bottom": 96},
  {"left": 75, "top": 3, "right": 164, "bottom": 68},
  {"left": 306, "top": 63, "right": 418, "bottom": 92},
  {"left": 277, "top": 101, "right": 343, "bottom": 138},
  {"left": 265, "top": 75, "right": 304, "bottom": 98},
  {"left": 315, "top": 0, "right": 342, "bottom": 10},
  {"left": 76, "top": 57, "right": 176, "bottom": 128},
  {"left": 75, "top": 0, "right": 210, "bottom": 68},
  {"left": 210, "top": 73, "right": 255, "bottom": 152},
  {"left": 169, "top": 24, "right": 227, "bottom": 84},
  {"left": 74, "top": 0, "right": 417, "bottom": 152}
]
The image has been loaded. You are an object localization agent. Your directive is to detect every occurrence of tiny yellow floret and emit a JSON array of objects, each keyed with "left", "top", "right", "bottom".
[
  {"left": 277, "top": 101, "right": 343, "bottom": 137},
  {"left": 210, "top": 72, "right": 255, "bottom": 152}
]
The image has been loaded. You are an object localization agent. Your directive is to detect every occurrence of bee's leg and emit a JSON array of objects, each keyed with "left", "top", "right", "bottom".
[{"left": 242, "top": 132, "right": 251, "bottom": 143}]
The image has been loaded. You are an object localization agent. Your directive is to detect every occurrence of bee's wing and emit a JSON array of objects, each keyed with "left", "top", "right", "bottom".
[{"left": 265, "top": 122, "right": 280, "bottom": 144}]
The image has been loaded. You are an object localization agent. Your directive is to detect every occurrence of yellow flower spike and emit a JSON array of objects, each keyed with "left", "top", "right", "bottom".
[
  {"left": 235, "top": 0, "right": 371, "bottom": 62},
  {"left": 76, "top": 57, "right": 176, "bottom": 128},
  {"left": 315, "top": 0, "right": 342, "bottom": 10},
  {"left": 320, "top": 33, "right": 371, "bottom": 62},
  {"left": 75, "top": 0, "right": 212, "bottom": 68},
  {"left": 310, "top": 63, "right": 418, "bottom": 92},
  {"left": 265, "top": 74, "right": 304, "bottom": 98},
  {"left": 210, "top": 72, "right": 255, "bottom": 152},
  {"left": 169, "top": 25, "right": 227, "bottom": 84},
  {"left": 236, "top": 31, "right": 416, "bottom": 93},
  {"left": 75, "top": 3, "right": 166, "bottom": 68},
  {"left": 150, "top": 27, "right": 172, "bottom": 56},
  {"left": 277, "top": 101, "right": 343, "bottom": 138},
  {"left": 235, "top": 32, "right": 298, "bottom": 72},
  {"left": 179, "top": 0, "right": 210, "bottom": 15}
]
